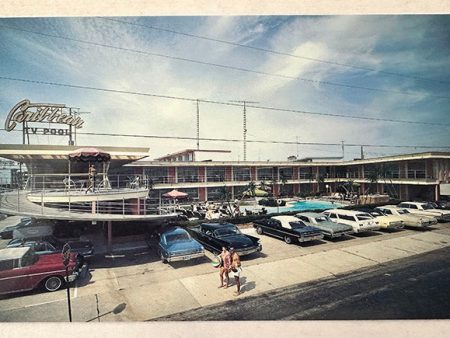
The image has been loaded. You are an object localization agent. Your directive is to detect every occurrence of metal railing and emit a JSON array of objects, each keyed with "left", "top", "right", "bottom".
[{"left": 0, "top": 173, "right": 165, "bottom": 217}]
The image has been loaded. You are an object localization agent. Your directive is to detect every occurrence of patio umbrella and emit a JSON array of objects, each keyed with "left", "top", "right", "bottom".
[{"left": 162, "top": 189, "right": 188, "bottom": 199}]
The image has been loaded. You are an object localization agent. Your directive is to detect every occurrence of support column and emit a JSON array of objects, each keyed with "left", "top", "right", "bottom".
[
  {"left": 250, "top": 167, "right": 257, "bottom": 181},
  {"left": 107, "top": 220, "right": 112, "bottom": 253},
  {"left": 199, "top": 187, "right": 207, "bottom": 202}
]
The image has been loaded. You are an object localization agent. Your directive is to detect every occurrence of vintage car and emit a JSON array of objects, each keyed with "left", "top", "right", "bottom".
[
  {"left": 187, "top": 222, "right": 262, "bottom": 256},
  {"left": 295, "top": 212, "right": 354, "bottom": 238},
  {"left": 7, "top": 235, "right": 95, "bottom": 258},
  {"left": 375, "top": 205, "right": 437, "bottom": 228},
  {"left": 253, "top": 216, "right": 324, "bottom": 244},
  {"left": 157, "top": 226, "right": 205, "bottom": 263},
  {"left": 0, "top": 217, "right": 33, "bottom": 239},
  {"left": 356, "top": 209, "right": 404, "bottom": 230},
  {"left": 0, "top": 247, "right": 86, "bottom": 295},
  {"left": 323, "top": 209, "right": 380, "bottom": 233},
  {"left": 397, "top": 202, "right": 450, "bottom": 222}
]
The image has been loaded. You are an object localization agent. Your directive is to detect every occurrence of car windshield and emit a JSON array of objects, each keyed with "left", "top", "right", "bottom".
[
  {"left": 165, "top": 233, "right": 190, "bottom": 243},
  {"left": 398, "top": 209, "right": 409, "bottom": 214},
  {"left": 21, "top": 251, "right": 39, "bottom": 267},
  {"left": 369, "top": 211, "right": 383, "bottom": 217},
  {"left": 289, "top": 222, "right": 305, "bottom": 229},
  {"left": 314, "top": 216, "right": 328, "bottom": 222},
  {"left": 214, "top": 227, "right": 241, "bottom": 237},
  {"left": 356, "top": 214, "right": 373, "bottom": 221},
  {"left": 422, "top": 204, "right": 435, "bottom": 210}
]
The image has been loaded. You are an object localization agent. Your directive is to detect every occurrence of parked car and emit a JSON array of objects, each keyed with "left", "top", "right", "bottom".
[
  {"left": 322, "top": 209, "right": 380, "bottom": 233},
  {"left": 0, "top": 247, "right": 85, "bottom": 295},
  {"left": 295, "top": 212, "right": 354, "bottom": 238},
  {"left": 187, "top": 222, "right": 262, "bottom": 256},
  {"left": 375, "top": 206, "right": 437, "bottom": 228},
  {"left": 356, "top": 209, "right": 404, "bottom": 230},
  {"left": 157, "top": 226, "right": 204, "bottom": 263},
  {"left": 397, "top": 202, "right": 450, "bottom": 222},
  {"left": 0, "top": 217, "right": 33, "bottom": 239},
  {"left": 253, "top": 216, "right": 324, "bottom": 244},
  {"left": 53, "top": 220, "right": 94, "bottom": 239},
  {"left": 7, "top": 235, "right": 94, "bottom": 258}
]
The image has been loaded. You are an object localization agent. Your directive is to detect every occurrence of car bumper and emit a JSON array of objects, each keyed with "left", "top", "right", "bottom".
[
  {"left": 299, "top": 234, "right": 324, "bottom": 242},
  {"left": 326, "top": 230, "right": 354, "bottom": 238},
  {"left": 355, "top": 226, "right": 380, "bottom": 233},
  {"left": 236, "top": 244, "right": 262, "bottom": 256},
  {"left": 166, "top": 251, "right": 205, "bottom": 262},
  {"left": 383, "top": 222, "right": 404, "bottom": 230}
]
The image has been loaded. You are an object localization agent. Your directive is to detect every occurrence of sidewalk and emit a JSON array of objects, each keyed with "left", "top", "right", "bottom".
[{"left": 0, "top": 226, "right": 449, "bottom": 321}]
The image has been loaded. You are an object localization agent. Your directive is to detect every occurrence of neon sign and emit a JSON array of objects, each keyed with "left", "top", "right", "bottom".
[{"left": 4, "top": 99, "right": 85, "bottom": 132}]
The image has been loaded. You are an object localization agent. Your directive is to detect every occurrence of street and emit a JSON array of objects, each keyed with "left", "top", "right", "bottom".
[{"left": 156, "top": 246, "right": 450, "bottom": 320}]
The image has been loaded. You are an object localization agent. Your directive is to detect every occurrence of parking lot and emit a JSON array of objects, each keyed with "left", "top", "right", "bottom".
[{"left": 0, "top": 219, "right": 449, "bottom": 321}]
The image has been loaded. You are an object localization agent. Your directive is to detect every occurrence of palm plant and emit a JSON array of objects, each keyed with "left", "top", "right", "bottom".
[{"left": 246, "top": 181, "right": 257, "bottom": 197}]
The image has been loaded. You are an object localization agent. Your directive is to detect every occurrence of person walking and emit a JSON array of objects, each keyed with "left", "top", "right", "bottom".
[
  {"left": 230, "top": 247, "right": 242, "bottom": 296},
  {"left": 218, "top": 246, "right": 231, "bottom": 288},
  {"left": 86, "top": 164, "right": 97, "bottom": 193}
]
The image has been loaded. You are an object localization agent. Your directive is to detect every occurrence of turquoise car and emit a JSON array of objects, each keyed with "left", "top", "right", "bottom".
[
  {"left": 296, "top": 212, "right": 354, "bottom": 238},
  {"left": 158, "top": 227, "right": 205, "bottom": 263}
]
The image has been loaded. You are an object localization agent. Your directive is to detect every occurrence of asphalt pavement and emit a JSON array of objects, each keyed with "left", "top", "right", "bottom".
[{"left": 156, "top": 246, "right": 450, "bottom": 320}]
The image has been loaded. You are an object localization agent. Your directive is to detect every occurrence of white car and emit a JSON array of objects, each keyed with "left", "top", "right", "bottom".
[
  {"left": 397, "top": 202, "right": 450, "bottom": 222},
  {"left": 362, "top": 209, "right": 404, "bottom": 230},
  {"left": 375, "top": 206, "right": 437, "bottom": 228},
  {"left": 322, "top": 209, "right": 380, "bottom": 233}
]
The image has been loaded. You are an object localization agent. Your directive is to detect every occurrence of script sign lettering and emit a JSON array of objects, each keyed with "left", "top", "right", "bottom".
[{"left": 4, "top": 99, "right": 85, "bottom": 132}]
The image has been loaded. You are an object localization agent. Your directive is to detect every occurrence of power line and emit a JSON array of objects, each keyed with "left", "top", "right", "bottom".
[
  {"left": 2, "top": 24, "right": 450, "bottom": 101},
  {"left": 100, "top": 17, "right": 450, "bottom": 85},
  {"left": 1, "top": 75, "right": 449, "bottom": 127},
  {"left": 2, "top": 128, "right": 449, "bottom": 149}
]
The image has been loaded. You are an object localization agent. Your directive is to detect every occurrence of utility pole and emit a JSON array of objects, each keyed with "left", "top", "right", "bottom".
[
  {"left": 196, "top": 99, "right": 200, "bottom": 150},
  {"left": 243, "top": 102, "right": 247, "bottom": 161},
  {"left": 360, "top": 145, "right": 364, "bottom": 160},
  {"left": 73, "top": 110, "right": 90, "bottom": 146},
  {"left": 230, "top": 100, "right": 258, "bottom": 161},
  {"left": 341, "top": 140, "right": 345, "bottom": 160},
  {"left": 296, "top": 136, "right": 299, "bottom": 159}
]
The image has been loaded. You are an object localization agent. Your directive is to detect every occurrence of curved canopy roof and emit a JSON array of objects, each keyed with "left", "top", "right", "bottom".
[{"left": 69, "top": 147, "right": 111, "bottom": 162}]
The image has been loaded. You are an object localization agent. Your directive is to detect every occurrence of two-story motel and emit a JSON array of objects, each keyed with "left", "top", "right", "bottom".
[{"left": 0, "top": 145, "right": 449, "bottom": 203}]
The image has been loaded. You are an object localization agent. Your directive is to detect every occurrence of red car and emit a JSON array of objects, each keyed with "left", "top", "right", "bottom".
[{"left": 0, "top": 247, "right": 85, "bottom": 295}]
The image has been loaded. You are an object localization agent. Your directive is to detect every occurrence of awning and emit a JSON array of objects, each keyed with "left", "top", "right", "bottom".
[{"left": 69, "top": 147, "right": 111, "bottom": 162}]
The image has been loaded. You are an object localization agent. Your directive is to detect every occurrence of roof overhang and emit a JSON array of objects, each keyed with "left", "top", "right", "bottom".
[{"left": 0, "top": 144, "right": 150, "bottom": 163}]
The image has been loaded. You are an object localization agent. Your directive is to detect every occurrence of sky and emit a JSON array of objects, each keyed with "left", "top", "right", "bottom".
[{"left": 0, "top": 15, "right": 449, "bottom": 161}]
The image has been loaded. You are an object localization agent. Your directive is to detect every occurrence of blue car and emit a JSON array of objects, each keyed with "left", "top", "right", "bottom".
[{"left": 158, "top": 227, "right": 205, "bottom": 263}]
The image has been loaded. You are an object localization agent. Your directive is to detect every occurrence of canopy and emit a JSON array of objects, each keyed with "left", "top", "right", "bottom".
[
  {"left": 69, "top": 147, "right": 111, "bottom": 162},
  {"left": 162, "top": 189, "right": 188, "bottom": 199},
  {"left": 242, "top": 188, "right": 269, "bottom": 197}
]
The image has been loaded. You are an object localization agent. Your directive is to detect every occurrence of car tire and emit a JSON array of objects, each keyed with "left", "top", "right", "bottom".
[
  {"left": 256, "top": 226, "right": 263, "bottom": 235},
  {"left": 44, "top": 276, "right": 63, "bottom": 292},
  {"left": 284, "top": 236, "right": 293, "bottom": 244},
  {"left": 160, "top": 252, "right": 168, "bottom": 264}
]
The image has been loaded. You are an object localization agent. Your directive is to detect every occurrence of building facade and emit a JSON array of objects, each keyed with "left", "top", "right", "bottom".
[{"left": 128, "top": 152, "right": 450, "bottom": 202}]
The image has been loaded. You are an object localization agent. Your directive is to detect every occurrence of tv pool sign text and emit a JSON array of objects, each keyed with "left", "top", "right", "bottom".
[{"left": 4, "top": 99, "right": 85, "bottom": 133}]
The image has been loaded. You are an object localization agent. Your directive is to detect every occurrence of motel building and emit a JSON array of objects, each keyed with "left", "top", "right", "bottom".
[
  {"left": 1, "top": 145, "right": 450, "bottom": 206},
  {"left": 0, "top": 99, "right": 449, "bottom": 223},
  {"left": 129, "top": 149, "right": 450, "bottom": 203}
]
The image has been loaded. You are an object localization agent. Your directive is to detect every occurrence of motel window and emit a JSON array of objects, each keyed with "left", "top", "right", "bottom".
[
  {"left": 177, "top": 167, "right": 199, "bottom": 183},
  {"left": 234, "top": 167, "right": 250, "bottom": 181}
]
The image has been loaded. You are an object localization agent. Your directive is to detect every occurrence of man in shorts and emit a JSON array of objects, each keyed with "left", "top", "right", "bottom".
[
  {"left": 219, "top": 246, "right": 231, "bottom": 288},
  {"left": 230, "top": 247, "right": 242, "bottom": 296}
]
